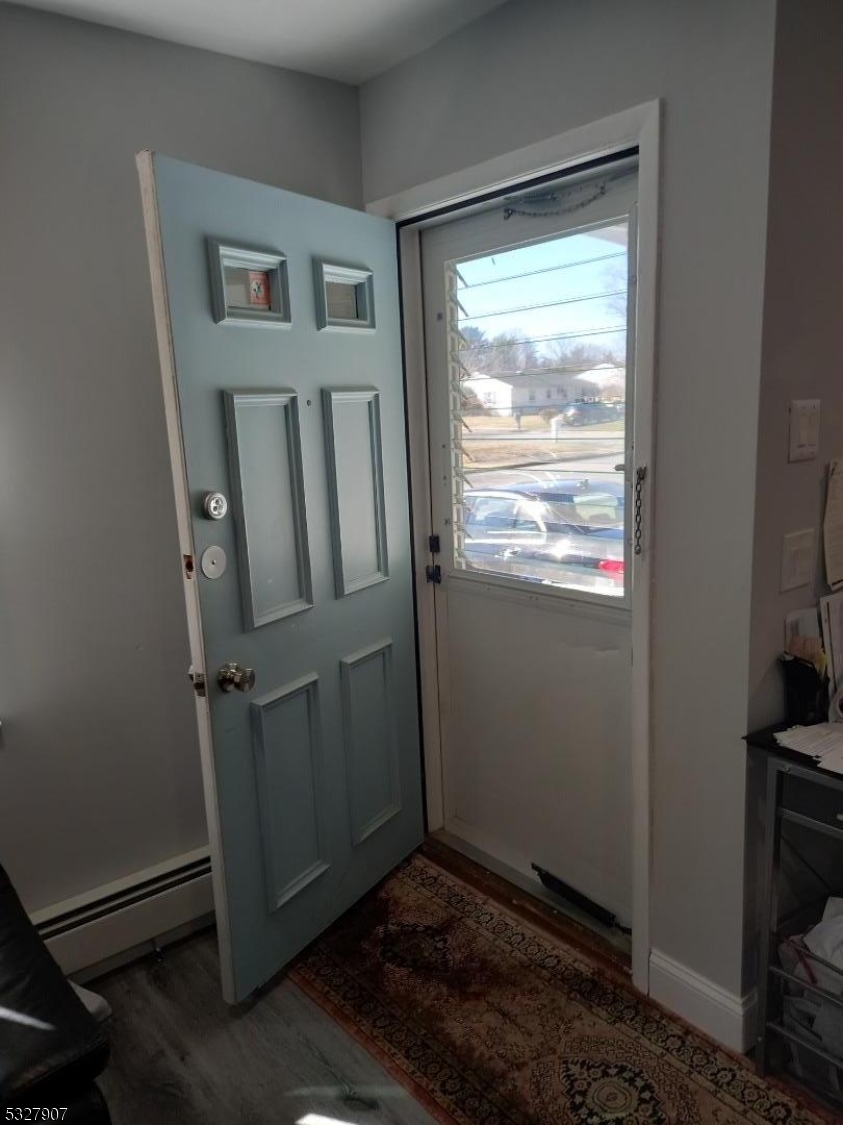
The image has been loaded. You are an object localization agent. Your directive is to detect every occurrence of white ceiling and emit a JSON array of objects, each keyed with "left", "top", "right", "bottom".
[{"left": 13, "top": 0, "right": 507, "bottom": 83}]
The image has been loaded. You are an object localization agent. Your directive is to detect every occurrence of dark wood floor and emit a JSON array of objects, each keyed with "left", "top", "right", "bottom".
[{"left": 94, "top": 930, "right": 434, "bottom": 1125}]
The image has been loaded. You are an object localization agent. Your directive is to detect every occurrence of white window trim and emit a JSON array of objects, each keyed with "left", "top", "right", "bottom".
[{"left": 370, "top": 99, "right": 660, "bottom": 995}]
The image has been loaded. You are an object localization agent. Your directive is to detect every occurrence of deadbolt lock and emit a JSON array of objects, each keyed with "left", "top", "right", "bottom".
[
  {"left": 203, "top": 492, "right": 228, "bottom": 520},
  {"left": 217, "top": 662, "right": 256, "bottom": 693}
]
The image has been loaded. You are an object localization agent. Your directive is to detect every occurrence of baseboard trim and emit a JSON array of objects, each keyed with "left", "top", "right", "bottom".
[
  {"left": 71, "top": 914, "right": 215, "bottom": 985},
  {"left": 31, "top": 849, "right": 214, "bottom": 975},
  {"left": 649, "top": 948, "right": 757, "bottom": 1053}
]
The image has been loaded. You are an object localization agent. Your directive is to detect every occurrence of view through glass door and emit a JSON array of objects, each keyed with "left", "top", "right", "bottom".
[{"left": 422, "top": 160, "right": 638, "bottom": 931}]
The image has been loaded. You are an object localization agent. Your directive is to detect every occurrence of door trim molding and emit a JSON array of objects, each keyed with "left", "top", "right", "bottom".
[
  {"left": 381, "top": 100, "right": 661, "bottom": 995},
  {"left": 367, "top": 102, "right": 657, "bottom": 224},
  {"left": 136, "top": 150, "right": 236, "bottom": 1003}
]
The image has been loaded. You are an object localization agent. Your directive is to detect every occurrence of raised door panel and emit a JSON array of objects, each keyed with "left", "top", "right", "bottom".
[
  {"left": 322, "top": 389, "right": 388, "bottom": 596},
  {"left": 251, "top": 674, "right": 329, "bottom": 912},
  {"left": 341, "top": 639, "right": 401, "bottom": 845},
  {"left": 225, "top": 391, "right": 312, "bottom": 629}
]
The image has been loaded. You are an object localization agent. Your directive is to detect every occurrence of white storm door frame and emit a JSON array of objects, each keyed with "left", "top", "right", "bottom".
[{"left": 368, "top": 100, "right": 661, "bottom": 994}]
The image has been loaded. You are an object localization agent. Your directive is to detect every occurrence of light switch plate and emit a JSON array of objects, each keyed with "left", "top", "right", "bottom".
[
  {"left": 789, "top": 399, "right": 821, "bottom": 462},
  {"left": 781, "top": 528, "right": 817, "bottom": 592}
]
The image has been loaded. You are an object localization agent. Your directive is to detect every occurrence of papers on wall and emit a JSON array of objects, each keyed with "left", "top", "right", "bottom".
[
  {"left": 824, "top": 459, "right": 843, "bottom": 590},
  {"left": 775, "top": 723, "right": 843, "bottom": 774}
]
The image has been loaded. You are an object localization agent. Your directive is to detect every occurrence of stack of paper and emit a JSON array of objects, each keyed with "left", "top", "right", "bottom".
[
  {"left": 824, "top": 459, "right": 843, "bottom": 591},
  {"left": 775, "top": 724, "right": 843, "bottom": 774},
  {"left": 821, "top": 592, "right": 843, "bottom": 722}
]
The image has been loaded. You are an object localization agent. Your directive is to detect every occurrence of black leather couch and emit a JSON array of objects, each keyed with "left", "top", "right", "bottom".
[{"left": 0, "top": 864, "right": 110, "bottom": 1120}]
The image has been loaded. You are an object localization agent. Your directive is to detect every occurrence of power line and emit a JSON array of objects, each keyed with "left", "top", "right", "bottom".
[
  {"left": 459, "top": 324, "right": 626, "bottom": 353},
  {"left": 459, "top": 288, "right": 627, "bottom": 322},
  {"left": 456, "top": 248, "right": 626, "bottom": 291}
]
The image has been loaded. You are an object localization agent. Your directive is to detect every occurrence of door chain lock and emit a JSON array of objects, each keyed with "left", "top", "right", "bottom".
[{"left": 634, "top": 466, "right": 648, "bottom": 556}]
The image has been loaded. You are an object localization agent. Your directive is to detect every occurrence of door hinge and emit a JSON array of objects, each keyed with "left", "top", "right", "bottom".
[
  {"left": 429, "top": 534, "right": 441, "bottom": 554},
  {"left": 426, "top": 564, "right": 442, "bottom": 584}
]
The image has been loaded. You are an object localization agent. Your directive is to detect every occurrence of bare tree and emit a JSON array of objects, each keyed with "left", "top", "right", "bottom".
[
  {"left": 460, "top": 327, "right": 540, "bottom": 375},
  {"left": 458, "top": 324, "right": 489, "bottom": 373},
  {"left": 601, "top": 257, "right": 628, "bottom": 320},
  {"left": 542, "top": 340, "right": 620, "bottom": 371}
]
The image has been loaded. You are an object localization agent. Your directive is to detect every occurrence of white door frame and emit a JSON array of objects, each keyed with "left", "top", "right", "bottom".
[
  {"left": 368, "top": 100, "right": 660, "bottom": 993},
  {"left": 137, "top": 151, "right": 237, "bottom": 1001}
]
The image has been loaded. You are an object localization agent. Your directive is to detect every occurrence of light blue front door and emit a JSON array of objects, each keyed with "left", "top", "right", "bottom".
[{"left": 141, "top": 154, "right": 424, "bottom": 1002}]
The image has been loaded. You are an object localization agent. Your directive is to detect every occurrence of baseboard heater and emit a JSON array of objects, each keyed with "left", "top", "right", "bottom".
[
  {"left": 531, "top": 863, "right": 622, "bottom": 932},
  {"left": 36, "top": 854, "right": 212, "bottom": 942}
]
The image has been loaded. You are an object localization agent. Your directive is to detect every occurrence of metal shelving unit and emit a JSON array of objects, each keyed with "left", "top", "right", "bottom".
[{"left": 751, "top": 733, "right": 843, "bottom": 1106}]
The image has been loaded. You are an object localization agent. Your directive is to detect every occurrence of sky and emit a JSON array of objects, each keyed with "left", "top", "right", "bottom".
[{"left": 455, "top": 221, "right": 629, "bottom": 364}]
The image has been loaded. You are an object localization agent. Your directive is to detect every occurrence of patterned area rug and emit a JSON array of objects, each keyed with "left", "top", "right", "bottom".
[{"left": 290, "top": 853, "right": 829, "bottom": 1125}]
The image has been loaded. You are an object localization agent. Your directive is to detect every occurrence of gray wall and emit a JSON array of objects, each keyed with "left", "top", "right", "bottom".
[
  {"left": 745, "top": 0, "right": 843, "bottom": 984},
  {"left": 750, "top": 0, "right": 843, "bottom": 729},
  {"left": 0, "top": 4, "right": 361, "bottom": 912},
  {"left": 361, "top": 0, "right": 777, "bottom": 996}
]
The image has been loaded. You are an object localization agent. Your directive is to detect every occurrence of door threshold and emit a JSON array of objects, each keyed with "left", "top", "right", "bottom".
[{"left": 425, "top": 831, "right": 631, "bottom": 970}]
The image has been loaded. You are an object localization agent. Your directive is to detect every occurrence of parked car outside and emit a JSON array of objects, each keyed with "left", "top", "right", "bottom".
[
  {"left": 461, "top": 478, "right": 626, "bottom": 595},
  {"left": 556, "top": 400, "right": 623, "bottom": 426}
]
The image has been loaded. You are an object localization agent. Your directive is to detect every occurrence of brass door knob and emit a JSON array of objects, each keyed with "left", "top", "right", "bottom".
[{"left": 217, "top": 662, "right": 256, "bottom": 693}]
